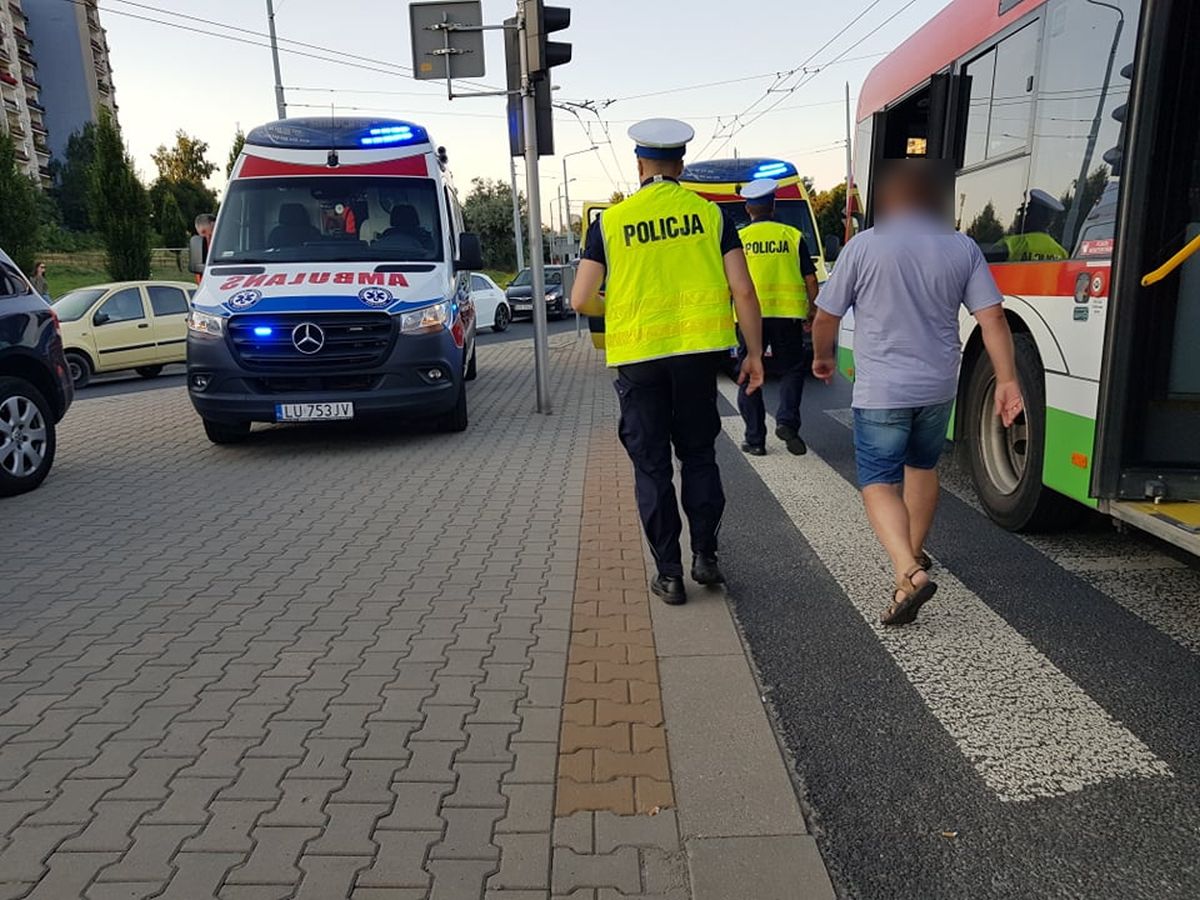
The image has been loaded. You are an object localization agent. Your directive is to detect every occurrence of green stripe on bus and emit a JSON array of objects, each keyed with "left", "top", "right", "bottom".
[
  {"left": 1043, "top": 406, "right": 1099, "bottom": 508},
  {"left": 837, "top": 345, "right": 855, "bottom": 381}
]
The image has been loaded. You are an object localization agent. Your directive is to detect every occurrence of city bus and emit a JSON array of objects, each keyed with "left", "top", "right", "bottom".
[{"left": 843, "top": 0, "right": 1200, "bottom": 554}]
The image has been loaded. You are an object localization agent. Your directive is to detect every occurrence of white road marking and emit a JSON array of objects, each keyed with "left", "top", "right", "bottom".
[
  {"left": 721, "top": 385, "right": 1172, "bottom": 801},
  {"left": 826, "top": 407, "right": 1200, "bottom": 656}
]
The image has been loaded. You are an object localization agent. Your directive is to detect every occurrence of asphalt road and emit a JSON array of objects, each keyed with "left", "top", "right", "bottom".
[
  {"left": 78, "top": 316, "right": 582, "bottom": 401},
  {"left": 716, "top": 374, "right": 1200, "bottom": 900}
]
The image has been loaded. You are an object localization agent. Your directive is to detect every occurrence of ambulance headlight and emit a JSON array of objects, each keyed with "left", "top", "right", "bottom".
[
  {"left": 400, "top": 300, "right": 451, "bottom": 334},
  {"left": 187, "top": 309, "right": 225, "bottom": 338}
]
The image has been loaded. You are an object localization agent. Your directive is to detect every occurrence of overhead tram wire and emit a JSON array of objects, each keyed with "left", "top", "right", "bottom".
[{"left": 702, "top": 0, "right": 921, "bottom": 159}]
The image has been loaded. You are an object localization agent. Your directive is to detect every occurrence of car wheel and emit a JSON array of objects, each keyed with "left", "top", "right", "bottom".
[
  {"left": 465, "top": 346, "right": 478, "bottom": 382},
  {"left": 964, "top": 333, "right": 1081, "bottom": 532},
  {"left": 493, "top": 304, "right": 511, "bottom": 333},
  {"left": 0, "top": 376, "right": 56, "bottom": 497},
  {"left": 65, "top": 352, "right": 91, "bottom": 389},
  {"left": 440, "top": 381, "right": 469, "bottom": 432},
  {"left": 550, "top": 299, "right": 565, "bottom": 321},
  {"left": 136, "top": 365, "right": 164, "bottom": 379},
  {"left": 203, "top": 418, "right": 251, "bottom": 445}
]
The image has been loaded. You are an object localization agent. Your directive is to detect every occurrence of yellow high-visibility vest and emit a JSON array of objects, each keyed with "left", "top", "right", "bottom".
[
  {"left": 1001, "top": 232, "right": 1069, "bottom": 262},
  {"left": 600, "top": 181, "right": 734, "bottom": 367},
  {"left": 739, "top": 220, "right": 809, "bottom": 319}
]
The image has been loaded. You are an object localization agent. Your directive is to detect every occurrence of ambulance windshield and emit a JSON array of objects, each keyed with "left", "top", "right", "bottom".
[{"left": 210, "top": 177, "right": 443, "bottom": 264}]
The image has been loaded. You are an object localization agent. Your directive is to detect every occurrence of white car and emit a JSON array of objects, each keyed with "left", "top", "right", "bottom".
[{"left": 468, "top": 273, "right": 512, "bottom": 332}]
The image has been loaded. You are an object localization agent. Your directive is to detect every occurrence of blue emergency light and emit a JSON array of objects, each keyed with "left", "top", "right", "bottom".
[
  {"left": 253, "top": 326, "right": 273, "bottom": 337},
  {"left": 752, "top": 162, "right": 793, "bottom": 179},
  {"left": 246, "top": 117, "right": 430, "bottom": 150},
  {"left": 360, "top": 125, "right": 416, "bottom": 147}
]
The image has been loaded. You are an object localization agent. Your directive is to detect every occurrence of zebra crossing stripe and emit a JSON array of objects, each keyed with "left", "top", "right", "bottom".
[
  {"left": 825, "top": 407, "right": 1200, "bottom": 657},
  {"left": 718, "top": 387, "right": 1172, "bottom": 801}
]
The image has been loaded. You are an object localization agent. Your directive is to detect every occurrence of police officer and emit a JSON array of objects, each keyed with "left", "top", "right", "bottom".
[
  {"left": 736, "top": 178, "right": 820, "bottom": 456},
  {"left": 997, "top": 189, "right": 1069, "bottom": 262},
  {"left": 571, "top": 119, "right": 765, "bottom": 605}
]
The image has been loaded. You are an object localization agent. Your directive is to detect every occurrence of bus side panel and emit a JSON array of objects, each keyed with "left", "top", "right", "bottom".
[
  {"left": 836, "top": 311, "right": 855, "bottom": 381},
  {"left": 1042, "top": 372, "right": 1100, "bottom": 508}
]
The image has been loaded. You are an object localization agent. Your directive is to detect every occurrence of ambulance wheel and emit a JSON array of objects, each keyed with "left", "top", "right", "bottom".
[
  {"left": 136, "top": 365, "right": 163, "bottom": 379},
  {"left": 465, "top": 346, "right": 477, "bottom": 382},
  {"left": 203, "top": 418, "right": 251, "bottom": 445},
  {"left": 964, "top": 333, "right": 1080, "bottom": 532},
  {"left": 441, "top": 382, "right": 468, "bottom": 433}
]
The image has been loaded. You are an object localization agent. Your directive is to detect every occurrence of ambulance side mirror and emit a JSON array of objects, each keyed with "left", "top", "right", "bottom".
[
  {"left": 189, "top": 235, "right": 208, "bottom": 275},
  {"left": 823, "top": 234, "right": 841, "bottom": 263},
  {"left": 454, "top": 233, "right": 484, "bottom": 272}
]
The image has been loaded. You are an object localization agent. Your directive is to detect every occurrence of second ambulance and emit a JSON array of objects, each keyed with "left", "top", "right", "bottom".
[{"left": 186, "top": 117, "right": 481, "bottom": 444}]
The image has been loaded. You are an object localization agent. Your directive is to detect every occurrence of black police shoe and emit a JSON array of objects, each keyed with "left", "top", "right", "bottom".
[
  {"left": 650, "top": 574, "right": 687, "bottom": 605},
  {"left": 775, "top": 424, "right": 808, "bottom": 456},
  {"left": 691, "top": 552, "right": 725, "bottom": 586},
  {"left": 741, "top": 442, "right": 767, "bottom": 456}
]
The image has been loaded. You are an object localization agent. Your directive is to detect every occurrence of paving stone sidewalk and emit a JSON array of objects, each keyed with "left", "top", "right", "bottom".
[{"left": 0, "top": 335, "right": 832, "bottom": 899}]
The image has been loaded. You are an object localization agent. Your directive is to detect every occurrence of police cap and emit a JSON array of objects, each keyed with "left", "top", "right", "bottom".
[
  {"left": 629, "top": 118, "right": 695, "bottom": 160},
  {"left": 1028, "top": 188, "right": 1066, "bottom": 214},
  {"left": 740, "top": 178, "right": 779, "bottom": 206}
]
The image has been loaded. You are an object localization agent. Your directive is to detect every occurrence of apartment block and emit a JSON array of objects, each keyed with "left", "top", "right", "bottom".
[
  {"left": 24, "top": 0, "right": 117, "bottom": 162},
  {"left": 0, "top": 0, "right": 50, "bottom": 185}
]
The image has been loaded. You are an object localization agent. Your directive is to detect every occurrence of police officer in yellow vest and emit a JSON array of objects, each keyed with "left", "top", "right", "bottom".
[
  {"left": 572, "top": 119, "right": 765, "bottom": 605},
  {"left": 998, "top": 189, "right": 1069, "bottom": 262},
  {"left": 736, "top": 178, "right": 820, "bottom": 457}
]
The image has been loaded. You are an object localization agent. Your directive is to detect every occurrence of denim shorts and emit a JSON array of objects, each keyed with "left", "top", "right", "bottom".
[{"left": 853, "top": 401, "right": 954, "bottom": 487}]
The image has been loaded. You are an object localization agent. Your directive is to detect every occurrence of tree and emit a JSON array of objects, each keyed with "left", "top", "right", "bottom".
[
  {"left": 609, "top": 191, "right": 626, "bottom": 204},
  {"left": 0, "top": 133, "right": 41, "bottom": 272},
  {"left": 462, "top": 177, "right": 526, "bottom": 271},
  {"left": 226, "top": 127, "right": 246, "bottom": 179},
  {"left": 89, "top": 108, "right": 152, "bottom": 281},
  {"left": 158, "top": 191, "right": 188, "bottom": 269},
  {"left": 49, "top": 123, "right": 96, "bottom": 232},
  {"left": 149, "top": 179, "right": 217, "bottom": 238},
  {"left": 966, "top": 202, "right": 1005, "bottom": 246},
  {"left": 811, "top": 183, "right": 848, "bottom": 244},
  {"left": 151, "top": 130, "right": 217, "bottom": 184}
]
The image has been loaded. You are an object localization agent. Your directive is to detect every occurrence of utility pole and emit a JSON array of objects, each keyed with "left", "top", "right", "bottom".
[
  {"left": 520, "top": 6, "right": 551, "bottom": 413},
  {"left": 844, "top": 81, "right": 854, "bottom": 244},
  {"left": 266, "top": 0, "right": 287, "bottom": 119},
  {"left": 561, "top": 146, "right": 597, "bottom": 260},
  {"left": 510, "top": 156, "right": 526, "bottom": 271}
]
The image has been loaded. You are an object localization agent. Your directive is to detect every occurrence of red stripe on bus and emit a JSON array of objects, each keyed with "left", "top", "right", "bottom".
[
  {"left": 238, "top": 155, "right": 428, "bottom": 178},
  {"left": 989, "top": 261, "right": 1111, "bottom": 297},
  {"left": 859, "top": 0, "right": 1049, "bottom": 117}
]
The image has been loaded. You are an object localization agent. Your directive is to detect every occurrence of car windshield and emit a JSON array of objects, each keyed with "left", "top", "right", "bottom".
[
  {"left": 715, "top": 199, "right": 821, "bottom": 264},
  {"left": 210, "top": 176, "right": 443, "bottom": 264},
  {"left": 511, "top": 268, "right": 562, "bottom": 287},
  {"left": 52, "top": 288, "right": 106, "bottom": 322}
]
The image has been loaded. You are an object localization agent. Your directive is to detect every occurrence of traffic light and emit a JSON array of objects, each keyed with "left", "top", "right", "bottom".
[
  {"left": 525, "top": 1, "right": 571, "bottom": 78},
  {"left": 1102, "top": 63, "right": 1134, "bottom": 177},
  {"left": 504, "top": 2, "right": 571, "bottom": 158}
]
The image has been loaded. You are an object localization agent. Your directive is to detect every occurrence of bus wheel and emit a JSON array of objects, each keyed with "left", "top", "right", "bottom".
[{"left": 964, "top": 333, "right": 1080, "bottom": 532}]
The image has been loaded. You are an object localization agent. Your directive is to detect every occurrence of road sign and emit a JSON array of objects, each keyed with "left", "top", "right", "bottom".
[{"left": 409, "top": 1, "right": 486, "bottom": 81}]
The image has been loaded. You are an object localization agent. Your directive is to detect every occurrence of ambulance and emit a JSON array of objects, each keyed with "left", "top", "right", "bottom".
[{"left": 186, "top": 117, "right": 482, "bottom": 444}]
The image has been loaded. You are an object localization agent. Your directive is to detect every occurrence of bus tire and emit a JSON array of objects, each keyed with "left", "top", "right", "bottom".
[{"left": 964, "top": 333, "right": 1081, "bottom": 533}]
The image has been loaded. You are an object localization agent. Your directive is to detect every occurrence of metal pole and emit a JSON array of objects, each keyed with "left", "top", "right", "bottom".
[
  {"left": 844, "top": 81, "right": 853, "bottom": 244},
  {"left": 266, "top": 0, "right": 287, "bottom": 119},
  {"left": 562, "top": 158, "right": 574, "bottom": 259},
  {"left": 509, "top": 156, "right": 525, "bottom": 271},
  {"left": 520, "top": 12, "right": 551, "bottom": 414}
]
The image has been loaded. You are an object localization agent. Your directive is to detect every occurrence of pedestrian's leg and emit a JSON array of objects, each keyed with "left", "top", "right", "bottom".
[
  {"left": 904, "top": 467, "right": 940, "bottom": 558},
  {"left": 861, "top": 484, "right": 922, "bottom": 580},
  {"left": 903, "top": 401, "right": 954, "bottom": 565},
  {"left": 736, "top": 328, "right": 767, "bottom": 451},
  {"left": 671, "top": 354, "right": 726, "bottom": 560},
  {"left": 615, "top": 363, "right": 684, "bottom": 578},
  {"left": 773, "top": 321, "right": 809, "bottom": 454}
]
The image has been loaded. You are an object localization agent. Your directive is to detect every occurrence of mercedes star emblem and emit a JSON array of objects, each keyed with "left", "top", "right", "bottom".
[{"left": 292, "top": 322, "right": 325, "bottom": 355}]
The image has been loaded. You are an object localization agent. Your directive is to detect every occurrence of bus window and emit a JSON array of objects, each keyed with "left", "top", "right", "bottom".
[
  {"left": 959, "top": 21, "right": 1040, "bottom": 169},
  {"left": 956, "top": 156, "right": 1032, "bottom": 261}
]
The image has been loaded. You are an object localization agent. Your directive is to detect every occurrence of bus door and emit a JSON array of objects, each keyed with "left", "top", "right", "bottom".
[{"left": 1097, "top": 0, "right": 1200, "bottom": 538}]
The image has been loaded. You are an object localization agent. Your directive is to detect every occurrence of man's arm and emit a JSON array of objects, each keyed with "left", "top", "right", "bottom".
[
  {"left": 811, "top": 309, "right": 839, "bottom": 383},
  {"left": 723, "top": 248, "right": 764, "bottom": 395},
  {"left": 804, "top": 274, "right": 820, "bottom": 325},
  {"left": 974, "top": 304, "right": 1024, "bottom": 427},
  {"left": 570, "top": 259, "right": 606, "bottom": 316}
]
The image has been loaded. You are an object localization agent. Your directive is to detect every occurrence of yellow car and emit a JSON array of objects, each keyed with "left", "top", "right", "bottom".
[{"left": 52, "top": 281, "right": 195, "bottom": 388}]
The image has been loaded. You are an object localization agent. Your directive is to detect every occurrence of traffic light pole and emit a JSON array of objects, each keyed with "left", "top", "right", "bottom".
[
  {"left": 519, "top": 12, "right": 552, "bottom": 414},
  {"left": 510, "top": 156, "right": 526, "bottom": 272}
]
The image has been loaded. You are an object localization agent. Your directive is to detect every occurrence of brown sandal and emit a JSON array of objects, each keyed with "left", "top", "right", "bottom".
[
  {"left": 880, "top": 566, "right": 938, "bottom": 627},
  {"left": 916, "top": 551, "right": 933, "bottom": 572}
]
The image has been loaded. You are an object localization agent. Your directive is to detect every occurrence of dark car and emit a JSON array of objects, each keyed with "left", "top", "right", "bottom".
[
  {"left": 505, "top": 265, "right": 573, "bottom": 321},
  {"left": 0, "top": 249, "right": 73, "bottom": 496}
]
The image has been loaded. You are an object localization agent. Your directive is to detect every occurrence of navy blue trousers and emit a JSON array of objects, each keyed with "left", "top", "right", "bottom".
[
  {"left": 614, "top": 352, "right": 726, "bottom": 578},
  {"left": 738, "top": 318, "right": 812, "bottom": 448}
]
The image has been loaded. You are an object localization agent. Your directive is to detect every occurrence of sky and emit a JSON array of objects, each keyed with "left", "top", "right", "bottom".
[{"left": 99, "top": 0, "right": 954, "bottom": 218}]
